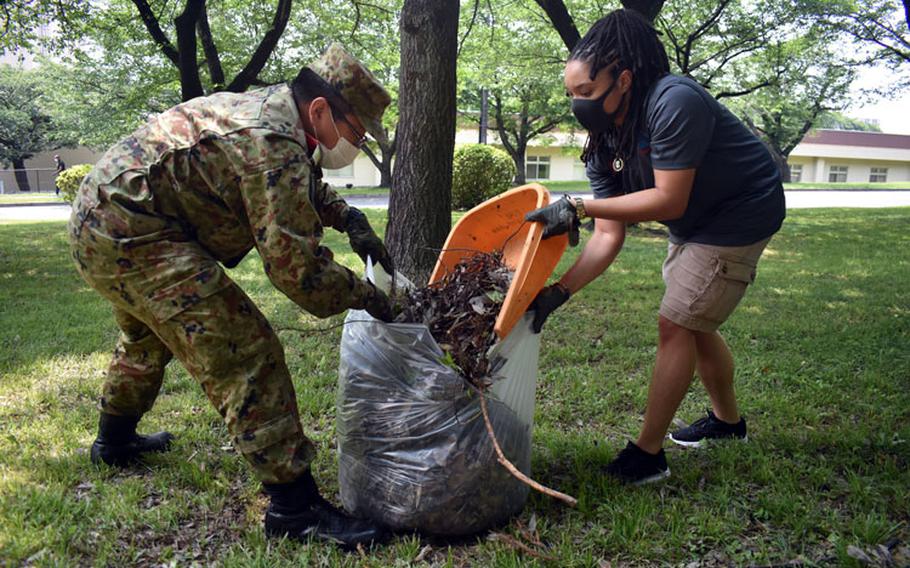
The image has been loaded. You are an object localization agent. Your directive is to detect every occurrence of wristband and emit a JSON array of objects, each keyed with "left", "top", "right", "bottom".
[{"left": 574, "top": 197, "right": 587, "bottom": 219}]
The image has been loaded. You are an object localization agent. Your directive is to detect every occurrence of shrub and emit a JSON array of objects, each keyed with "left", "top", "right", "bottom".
[
  {"left": 451, "top": 144, "right": 516, "bottom": 210},
  {"left": 56, "top": 164, "right": 94, "bottom": 202}
]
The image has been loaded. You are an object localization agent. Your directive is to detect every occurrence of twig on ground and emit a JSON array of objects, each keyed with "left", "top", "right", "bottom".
[
  {"left": 488, "top": 531, "right": 557, "bottom": 561},
  {"left": 478, "top": 391, "right": 578, "bottom": 507}
]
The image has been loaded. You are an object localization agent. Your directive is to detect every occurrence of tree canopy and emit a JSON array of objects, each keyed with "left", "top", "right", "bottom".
[{"left": 0, "top": 66, "right": 72, "bottom": 190}]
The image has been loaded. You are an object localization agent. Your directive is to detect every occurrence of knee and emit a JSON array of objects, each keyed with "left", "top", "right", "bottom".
[{"left": 658, "top": 315, "right": 691, "bottom": 345}]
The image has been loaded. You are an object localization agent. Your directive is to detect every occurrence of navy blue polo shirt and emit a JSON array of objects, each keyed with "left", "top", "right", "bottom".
[{"left": 587, "top": 74, "right": 785, "bottom": 246}]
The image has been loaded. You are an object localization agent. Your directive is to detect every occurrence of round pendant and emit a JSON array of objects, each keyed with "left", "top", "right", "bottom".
[{"left": 612, "top": 157, "right": 624, "bottom": 173}]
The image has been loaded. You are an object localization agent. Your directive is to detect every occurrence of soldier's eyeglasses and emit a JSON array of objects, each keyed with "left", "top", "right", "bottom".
[{"left": 337, "top": 115, "right": 369, "bottom": 149}]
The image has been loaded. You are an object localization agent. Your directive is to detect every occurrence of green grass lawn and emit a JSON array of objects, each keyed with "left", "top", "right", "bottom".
[
  {"left": 0, "top": 192, "right": 66, "bottom": 205},
  {"left": 331, "top": 186, "right": 390, "bottom": 197},
  {"left": 1, "top": 209, "right": 908, "bottom": 566}
]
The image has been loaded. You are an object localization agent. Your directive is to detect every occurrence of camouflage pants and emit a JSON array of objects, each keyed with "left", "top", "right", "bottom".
[{"left": 68, "top": 199, "right": 315, "bottom": 484}]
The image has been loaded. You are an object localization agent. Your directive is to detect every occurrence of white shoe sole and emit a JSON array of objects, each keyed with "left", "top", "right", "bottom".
[
  {"left": 631, "top": 468, "right": 671, "bottom": 486},
  {"left": 668, "top": 434, "right": 748, "bottom": 448}
]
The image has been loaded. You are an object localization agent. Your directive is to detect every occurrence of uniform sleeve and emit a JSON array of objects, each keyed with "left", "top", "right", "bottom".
[
  {"left": 648, "top": 84, "right": 715, "bottom": 170},
  {"left": 586, "top": 148, "right": 622, "bottom": 198},
  {"left": 310, "top": 178, "right": 351, "bottom": 232},
  {"left": 239, "top": 157, "right": 374, "bottom": 318}
]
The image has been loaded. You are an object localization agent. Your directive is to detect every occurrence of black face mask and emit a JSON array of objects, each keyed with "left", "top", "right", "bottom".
[{"left": 571, "top": 79, "right": 623, "bottom": 133}]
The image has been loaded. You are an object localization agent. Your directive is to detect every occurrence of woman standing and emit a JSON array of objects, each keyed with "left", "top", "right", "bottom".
[{"left": 526, "top": 9, "right": 785, "bottom": 485}]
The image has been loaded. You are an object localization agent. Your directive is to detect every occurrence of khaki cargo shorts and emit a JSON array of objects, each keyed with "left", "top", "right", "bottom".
[{"left": 659, "top": 237, "right": 771, "bottom": 333}]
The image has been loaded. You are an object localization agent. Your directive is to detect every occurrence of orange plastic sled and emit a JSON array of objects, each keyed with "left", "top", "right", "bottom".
[{"left": 429, "top": 183, "right": 569, "bottom": 339}]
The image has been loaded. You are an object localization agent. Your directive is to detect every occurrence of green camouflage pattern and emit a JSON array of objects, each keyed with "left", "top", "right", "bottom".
[
  {"left": 67, "top": 84, "right": 377, "bottom": 483},
  {"left": 309, "top": 43, "right": 391, "bottom": 139}
]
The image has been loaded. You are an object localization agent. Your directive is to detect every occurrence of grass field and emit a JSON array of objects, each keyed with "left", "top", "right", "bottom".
[{"left": 0, "top": 208, "right": 908, "bottom": 566}]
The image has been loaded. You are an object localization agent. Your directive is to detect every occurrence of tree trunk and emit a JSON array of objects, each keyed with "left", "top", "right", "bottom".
[
  {"left": 387, "top": 0, "right": 459, "bottom": 283},
  {"left": 513, "top": 152, "right": 527, "bottom": 185},
  {"left": 621, "top": 0, "right": 665, "bottom": 21},
  {"left": 511, "top": 138, "right": 528, "bottom": 185},
  {"left": 12, "top": 158, "right": 30, "bottom": 192},
  {"left": 769, "top": 147, "right": 791, "bottom": 183},
  {"left": 174, "top": 0, "right": 205, "bottom": 101},
  {"left": 378, "top": 138, "right": 395, "bottom": 188}
]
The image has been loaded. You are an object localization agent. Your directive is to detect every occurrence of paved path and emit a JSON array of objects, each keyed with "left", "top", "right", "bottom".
[{"left": 2, "top": 191, "right": 909, "bottom": 223}]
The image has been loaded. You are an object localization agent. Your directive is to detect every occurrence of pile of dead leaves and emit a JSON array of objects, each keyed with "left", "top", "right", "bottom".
[{"left": 393, "top": 251, "right": 512, "bottom": 386}]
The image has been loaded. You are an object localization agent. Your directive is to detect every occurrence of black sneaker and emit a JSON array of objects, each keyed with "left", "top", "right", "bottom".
[
  {"left": 669, "top": 410, "right": 747, "bottom": 448},
  {"left": 605, "top": 441, "right": 671, "bottom": 485}
]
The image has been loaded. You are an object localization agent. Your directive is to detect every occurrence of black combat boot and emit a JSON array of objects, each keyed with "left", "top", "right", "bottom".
[
  {"left": 90, "top": 413, "right": 174, "bottom": 466},
  {"left": 263, "top": 469, "right": 388, "bottom": 548}
]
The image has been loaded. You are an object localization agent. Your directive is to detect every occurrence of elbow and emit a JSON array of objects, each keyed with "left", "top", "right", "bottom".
[{"left": 300, "top": 300, "right": 340, "bottom": 319}]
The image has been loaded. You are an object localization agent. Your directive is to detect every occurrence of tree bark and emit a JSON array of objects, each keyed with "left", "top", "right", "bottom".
[
  {"left": 621, "top": 0, "right": 665, "bottom": 22},
  {"left": 388, "top": 0, "right": 459, "bottom": 283},
  {"left": 378, "top": 137, "right": 395, "bottom": 187},
  {"left": 362, "top": 131, "right": 396, "bottom": 188},
  {"left": 131, "top": 0, "right": 179, "bottom": 65},
  {"left": 533, "top": 0, "right": 580, "bottom": 51},
  {"left": 197, "top": 2, "right": 225, "bottom": 89},
  {"left": 174, "top": 0, "right": 205, "bottom": 101},
  {"left": 512, "top": 142, "right": 527, "bottom": 185},
  {"left": 12, "top": 158, "right": 30, "bottom": 192},
  {"left": 768, "top": 148, "right": 791, "bottom": 183},
  {"left": 226, "top": 0, "right": 292, "bottom": 93}
]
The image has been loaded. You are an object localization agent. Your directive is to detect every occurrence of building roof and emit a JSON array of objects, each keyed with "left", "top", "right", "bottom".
[{"left": 801, "top": 129, "right": 910, "bottom": 150}]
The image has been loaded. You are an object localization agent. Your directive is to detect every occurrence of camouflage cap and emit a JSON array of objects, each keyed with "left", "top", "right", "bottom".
[{"left": 309, "top": 43, "right": 391, "bottom": 140}]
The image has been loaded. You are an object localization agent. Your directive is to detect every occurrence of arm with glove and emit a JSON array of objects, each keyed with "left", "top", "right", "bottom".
[
  {"left": 525, "top": 195, "right": 626, "bottom": 332},
  {"left": 239, "top": 156, "right": 396, "bottom": 322}
]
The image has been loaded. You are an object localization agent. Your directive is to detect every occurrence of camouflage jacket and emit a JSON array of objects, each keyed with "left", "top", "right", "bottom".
[{"left": 74, "top": 84, "right": 374, "bottom": 317}]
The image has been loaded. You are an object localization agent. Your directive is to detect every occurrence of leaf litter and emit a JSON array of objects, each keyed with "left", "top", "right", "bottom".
[{"left": 393, "top": 250, "right": 512, "bottom": 387}]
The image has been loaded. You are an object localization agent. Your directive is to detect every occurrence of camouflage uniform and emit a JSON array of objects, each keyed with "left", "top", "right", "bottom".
[{"left": 68, "top": 45, "right": 391, "bottom": 484}]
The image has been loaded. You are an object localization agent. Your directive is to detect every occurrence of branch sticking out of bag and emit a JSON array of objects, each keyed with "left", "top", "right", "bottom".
[{"left": 478, "top": 389, "right": 578, "bottom": 507}]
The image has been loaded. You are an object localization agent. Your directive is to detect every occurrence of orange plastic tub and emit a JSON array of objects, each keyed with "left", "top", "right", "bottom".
[{"left": 429, "top": 183, "right": 569, "bottom": 339}]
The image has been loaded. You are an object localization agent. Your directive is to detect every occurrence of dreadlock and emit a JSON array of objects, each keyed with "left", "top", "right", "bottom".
[{"left": 570, "top": 9, "right": 669, "bottom": 166}]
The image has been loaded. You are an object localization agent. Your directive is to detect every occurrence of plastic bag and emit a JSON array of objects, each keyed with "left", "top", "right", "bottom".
[{"left": 336, "top": 265, "right": 541, "bottom": 536}]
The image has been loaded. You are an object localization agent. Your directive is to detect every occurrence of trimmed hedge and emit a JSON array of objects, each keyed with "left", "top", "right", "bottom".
[
  {"left": 451, "top": 144, "right": 516, "bottom": 210},
  {"left": 56, "top": 164, "right": 93, "bottom": 202}
]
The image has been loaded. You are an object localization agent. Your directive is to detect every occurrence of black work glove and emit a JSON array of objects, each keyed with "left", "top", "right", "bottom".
[
  {"left": 525, "top": 195, "right": 580, "bottom": 247},
  {"left": 363, "top": 282, "right": 396, "bottom": 323},
  {"left": 528, "top": 283, "right": 571, "bottom": 333},
  {"left": 345, "top": 207, "right": 395, "bottom": 275}
]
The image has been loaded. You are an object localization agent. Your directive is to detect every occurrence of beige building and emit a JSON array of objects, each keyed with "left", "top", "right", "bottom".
[
  {"left": 786, "top": 130, "right": 910, "bottom": 184},
  {"left": 323, "top": 127, "right": 910, "bottom": 188}
]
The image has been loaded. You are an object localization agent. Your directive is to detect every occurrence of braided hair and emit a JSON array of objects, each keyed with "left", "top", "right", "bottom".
[{"left": 570, "top": 9, "right": 669, "bottom": 166}]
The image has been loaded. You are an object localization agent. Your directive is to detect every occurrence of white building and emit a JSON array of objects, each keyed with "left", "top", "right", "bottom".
[
  {"left": 323, "top": 128, "right": 910, "bottom": 188},
  {"left": 786, "top": 130, "right": 910, "bottom": 184}
]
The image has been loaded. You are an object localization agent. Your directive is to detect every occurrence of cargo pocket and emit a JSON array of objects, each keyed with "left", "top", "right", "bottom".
[
  {"left": 690, "top": 257, "right": 756, "bottom": 325},
  {"left": 146, "top": 264, "right": 232, "bottom": 323}
]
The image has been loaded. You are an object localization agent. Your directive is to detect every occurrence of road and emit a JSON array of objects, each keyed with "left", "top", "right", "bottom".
[{"left": 2, "top": 191, "right": 909, "bottom": 223}]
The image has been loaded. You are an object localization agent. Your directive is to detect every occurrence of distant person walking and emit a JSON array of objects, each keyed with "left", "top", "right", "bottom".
[{"left": 54, "top": 155, "right": 66, "bottom": 195}]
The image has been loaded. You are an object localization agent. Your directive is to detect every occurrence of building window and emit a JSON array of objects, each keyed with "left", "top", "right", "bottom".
[
  {"left": 789, "top": 164, "right": 802, "bottom": 183},
  {"left": 325, "top": 163, "right": 354, "bottom": 178},
  {"left": 870, "top": 167, "right": 888, "bottom": 183},
  {"left": 526, "top": 155, "right": 550, "bottom": 180},
  {"left": 828, "top": 165, "right": 848, "bottom": 183}
]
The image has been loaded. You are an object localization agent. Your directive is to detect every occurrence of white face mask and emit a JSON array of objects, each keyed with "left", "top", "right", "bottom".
[{"left": 311, "top": 107, "right": 361, "bottom": 170}]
